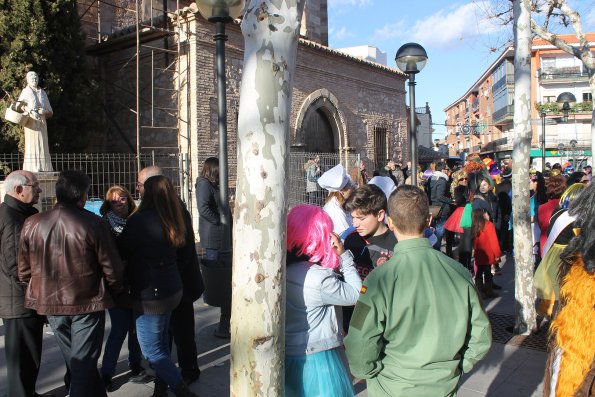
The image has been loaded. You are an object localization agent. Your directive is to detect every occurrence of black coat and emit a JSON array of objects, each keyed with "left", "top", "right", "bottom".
[
  {"left": 0, "top": 195, "right": 38, "bottom": 318},
  {"left": 118, "top": 208, "right": 183, "bottom": 310},
  {"left": 195, "top": 177, "right": 231, "bottom": 250},
  {"left": 472, "top": 192, "right": 501, "bottom": 230},
  {"left": 428, "top": 172, "right": 453, "bottom": 219}
]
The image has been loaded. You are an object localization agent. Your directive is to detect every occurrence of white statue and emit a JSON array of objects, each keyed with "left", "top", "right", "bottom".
[{"left": 17, "top": 71, "right": 53, "bottom": 172}]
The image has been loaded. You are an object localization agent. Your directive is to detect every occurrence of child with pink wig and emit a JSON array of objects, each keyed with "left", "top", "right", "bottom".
[{"left": 285, "top": 204, "right": 361, "bottom": 397}]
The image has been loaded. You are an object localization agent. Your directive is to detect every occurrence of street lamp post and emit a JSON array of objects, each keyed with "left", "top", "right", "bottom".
[
  {"left": 195, "top": 0, "right": 246, "bottom": 225},
  {"left": 395, "top": 43, "right": 428, "bottom": 187},
  {"left": 556, "top": 91, "right": 576, "bottom": 123},
  {"left": 556, "top": 92, "right": 576, "bottom": 169}
]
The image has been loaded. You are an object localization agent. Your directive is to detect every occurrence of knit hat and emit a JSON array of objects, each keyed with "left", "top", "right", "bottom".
[
  {"left": 317, "top": 164, "right": 353, "bottom": 192},
  {"left": 368, "top": 176, "right": 396, "bottom": 199}
]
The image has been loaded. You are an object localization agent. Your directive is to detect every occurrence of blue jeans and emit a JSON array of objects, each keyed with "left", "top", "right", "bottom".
[
  {"left": 433, "top": 217, "right": 447, "bottom": 251},
  {"left": 101, "top": 307, "right": 142, "bottom": 377},
  {"left": 135, "top": 312, "right": 182, "bottom": 389},
  {"left": 47, "top": 312, "right": 106, "bottom": 397}
]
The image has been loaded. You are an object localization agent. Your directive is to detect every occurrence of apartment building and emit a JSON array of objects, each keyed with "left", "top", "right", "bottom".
[{"left": 444, "top": 33, "right": 593, "bottom": 170}]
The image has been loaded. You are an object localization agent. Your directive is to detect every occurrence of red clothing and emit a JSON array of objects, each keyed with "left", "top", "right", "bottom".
[
  {"left": 473, "top": 221, "right": 502, "bottom": 266},
  {"left": 538, "top": 199, "right": 560, "bottom": 256}
]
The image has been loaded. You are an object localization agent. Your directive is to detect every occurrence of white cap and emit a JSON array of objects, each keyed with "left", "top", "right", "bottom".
[
  {"left": 368, "top": 176, "right": 396, "bottom": 199},
  {"left": 318, "top": 164, "right": 353, "bottom": 192}
]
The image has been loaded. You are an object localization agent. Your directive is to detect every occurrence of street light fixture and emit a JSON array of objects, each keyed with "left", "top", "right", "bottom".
[
  {"left": 396, "top": 42, "right": 428, "bottom": 187},
  {"left": 556, "top": 92, "right": 576, "bottom": 123},
  {"left": 195, "top": 0, "right": 246, "bottom": 225}
]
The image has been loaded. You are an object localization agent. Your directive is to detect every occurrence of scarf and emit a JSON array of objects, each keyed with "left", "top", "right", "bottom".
[{"left": 106, "top": 210, "right": 127, "bottom": 236}]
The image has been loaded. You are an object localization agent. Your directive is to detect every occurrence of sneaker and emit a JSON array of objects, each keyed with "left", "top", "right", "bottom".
[{"left": 129, "top": 369, "right": 154, "bottom": 384}]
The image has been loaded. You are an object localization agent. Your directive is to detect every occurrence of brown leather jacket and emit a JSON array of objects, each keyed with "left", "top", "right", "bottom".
[{"left": 18, "top": 203, "right": 124, "bottom": 315}]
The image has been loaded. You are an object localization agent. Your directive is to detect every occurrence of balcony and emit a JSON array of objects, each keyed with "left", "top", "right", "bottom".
[
  {"left": 493, "top": 105, "right": 514, "bottom": 123},
  {"left": 472, "top": 98, "right": 480, "bottom": 114},
  {"left": 492, "top": 73, "right": 514, "bottom": 92},
  {"left": 538, "top": 67, "right": 589, "bottom": 83}
]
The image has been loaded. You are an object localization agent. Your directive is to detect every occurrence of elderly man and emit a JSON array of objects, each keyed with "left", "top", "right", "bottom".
[
  {"left": 18, "top": 71, "right": 53, "bottom": 172},
  {"left": 0, "top": 171, "right": 52, "bottom": 397},
  {"left": 18, "top": 170, "right": 124, "bottom": 397}
]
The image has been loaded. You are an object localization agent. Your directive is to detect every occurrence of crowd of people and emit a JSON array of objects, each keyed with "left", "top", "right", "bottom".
[
  {"left": 295, "top": 153, "right": 593, "bottom": 396},
  {"left": 1, "top": 152, "right": 593, "bottom": 397},
  {"left": 1, "top": 166, "right": 203, "bottom": 397}
]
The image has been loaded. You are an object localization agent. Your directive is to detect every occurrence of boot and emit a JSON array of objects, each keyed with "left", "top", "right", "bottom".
[
  {"left": 484, "top": 281, "right": 499, "bottom": 298},
  {"left": 151, "top": 378, "right": 168, "bottom": 397},
  {"left": 173, "top": 382, "right": 199, "bottom": 397}
]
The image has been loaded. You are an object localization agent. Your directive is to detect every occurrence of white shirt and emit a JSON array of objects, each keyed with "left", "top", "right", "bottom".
[{"left": 322, "top": 196, "right": 352, "bottom": 237}]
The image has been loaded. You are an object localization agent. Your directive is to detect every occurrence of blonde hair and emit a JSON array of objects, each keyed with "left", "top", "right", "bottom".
[{"left": 100, "top": 185, "right": 136, "bottom": 216}]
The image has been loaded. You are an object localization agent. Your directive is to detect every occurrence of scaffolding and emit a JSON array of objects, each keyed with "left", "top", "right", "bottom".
[{"left": 77, "top": 0, "right": 192, "bottom": 206}]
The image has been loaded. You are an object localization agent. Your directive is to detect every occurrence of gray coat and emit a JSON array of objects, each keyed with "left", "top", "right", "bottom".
[
  {"left": 0, "top": 195, "right": 38, "bottom": 318},
  {"left": 195, "top": 177, "right": 231, "bottom": 250}
]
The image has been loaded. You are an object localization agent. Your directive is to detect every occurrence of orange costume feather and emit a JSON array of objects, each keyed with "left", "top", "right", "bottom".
[{"left": 549, "top": 257, "right": 595, "bottom": 396}]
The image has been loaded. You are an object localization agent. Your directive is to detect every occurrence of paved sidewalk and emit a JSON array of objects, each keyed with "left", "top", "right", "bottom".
[{"left": 0, "top": 254, "right": 547, "bottom": 397}]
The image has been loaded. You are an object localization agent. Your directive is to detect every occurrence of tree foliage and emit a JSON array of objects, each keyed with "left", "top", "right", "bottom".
[{"left": 0, "top": 0, "right": 103, "bottom": 153}]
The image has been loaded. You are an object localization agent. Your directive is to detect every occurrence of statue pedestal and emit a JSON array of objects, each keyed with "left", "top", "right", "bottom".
[{"left": 34, "top": 172, "right": 59, "bottom": 212}]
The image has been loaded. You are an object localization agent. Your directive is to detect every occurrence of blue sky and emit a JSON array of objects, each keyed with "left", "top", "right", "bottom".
[{"left": 326, "top": 0, "right": 595, "bottom": 139}]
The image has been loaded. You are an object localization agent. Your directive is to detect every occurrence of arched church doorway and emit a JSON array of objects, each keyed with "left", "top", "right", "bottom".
[
  {"left": 302, "top": 107, "right": 336, "bottom": 153},
  {"left": 295, "top": 89, "right": 346, "bottom": 154}
]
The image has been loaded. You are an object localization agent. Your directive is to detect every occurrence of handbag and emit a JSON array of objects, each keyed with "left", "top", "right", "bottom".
[{"left": 429, "top": 204, "right": 443, "bottom": 219}]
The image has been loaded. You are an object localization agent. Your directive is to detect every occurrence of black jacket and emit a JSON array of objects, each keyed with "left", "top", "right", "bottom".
[
  {"left": 0, "top": 195, "right": 38, "bottom": 318},
  {"left": 495, "top": 179, "right": 512, "bottom": 216},
  {"left": 195, "top": 177, "right": 231, "bottom": 250},
  {"left": 428, "top": 171, "right": 452, "bottom": 219},
  {"left": 118, "top": 208, "right": 183, "bottom": 312},
  {"left": 472, "top": 192, "right": 501, "bottom": 230}
]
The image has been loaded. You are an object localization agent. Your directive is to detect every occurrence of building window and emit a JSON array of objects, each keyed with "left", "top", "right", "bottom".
[
  {"left": 583, "top": 92, "right": 592, "bottom": 102},
  {"left": 543, "top": 96, "right": 556, "bottom": 103},
  {"left": 374, "top": 126, "right": 387, "bottom": 170}
]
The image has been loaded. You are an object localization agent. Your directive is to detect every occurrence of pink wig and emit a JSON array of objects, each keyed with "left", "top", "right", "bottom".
[{"left": 287, "top": 204, "right": 339, "bottom": 270}]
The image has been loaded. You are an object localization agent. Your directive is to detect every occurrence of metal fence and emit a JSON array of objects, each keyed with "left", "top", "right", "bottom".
[
  {"left": 288, "top": 151, "right": 360, "bottom": 208},
  {"left": 0, "top": 152, "right": 189, "bottom": 207},
  {"left": 0, "top": 150, "right": 359, "bottom": 212}
]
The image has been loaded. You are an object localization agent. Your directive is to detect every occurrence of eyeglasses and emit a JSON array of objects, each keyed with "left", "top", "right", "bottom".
[
  {"left": 110, "top": 197, "right": 128, "bottom": 204},
  {"left": 460, "top": 178, "right": 468, "bottom": 181},
  {"left": 23, "top": 183, "right": 40, "bottom": 189}
]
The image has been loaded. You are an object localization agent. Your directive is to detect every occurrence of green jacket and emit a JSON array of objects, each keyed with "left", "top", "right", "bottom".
[{"left": 345, "top": 238, "right": 491, "bottom": 397}]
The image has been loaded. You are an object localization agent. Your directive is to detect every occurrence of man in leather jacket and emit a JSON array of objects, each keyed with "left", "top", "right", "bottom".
[
  {"left": 0, "top": 170, "right": 53, "bottom": 397},
  {"left": 18, "top": 170, "right": 124, "bottom": 397}
]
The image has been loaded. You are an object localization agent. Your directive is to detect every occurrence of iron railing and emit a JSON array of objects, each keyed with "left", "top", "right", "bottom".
[
  {"left": 0, "top": 152, "right": 185, "bottom": 203},
  {"left": 288, "top": 152, "right": 360, "bottom": 208}
]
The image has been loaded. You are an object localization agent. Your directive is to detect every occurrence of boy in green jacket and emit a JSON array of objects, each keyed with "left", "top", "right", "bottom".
[{"left": 345, "top": 185, "right": 491, "bottom": 397}]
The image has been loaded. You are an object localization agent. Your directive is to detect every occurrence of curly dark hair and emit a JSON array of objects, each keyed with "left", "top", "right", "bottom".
[
  {"left": 545, "top": 175, "right": 567, "bottom": 200},
  {"left": 559, "top": 181, "right": 595, "bottom": 273}
]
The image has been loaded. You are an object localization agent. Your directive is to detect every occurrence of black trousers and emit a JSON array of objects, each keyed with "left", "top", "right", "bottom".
[
  {"left": 169, "top": 300, "right": 199, "bottom": 378},
  {"left": 47, "top": 312, "right": 106, "bottom": 397},
  {"left": 3, "top": 315, "right": 45, "bottom": 397}
]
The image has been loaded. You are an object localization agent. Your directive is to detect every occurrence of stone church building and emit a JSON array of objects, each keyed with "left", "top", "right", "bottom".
[{"left": 78, "top": 0, "right": 408, "bottom": 212}]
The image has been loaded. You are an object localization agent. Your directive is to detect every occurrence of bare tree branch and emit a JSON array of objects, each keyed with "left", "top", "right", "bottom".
[{"left": 530, "top": 20, "right": 582, "bottom": 58}]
